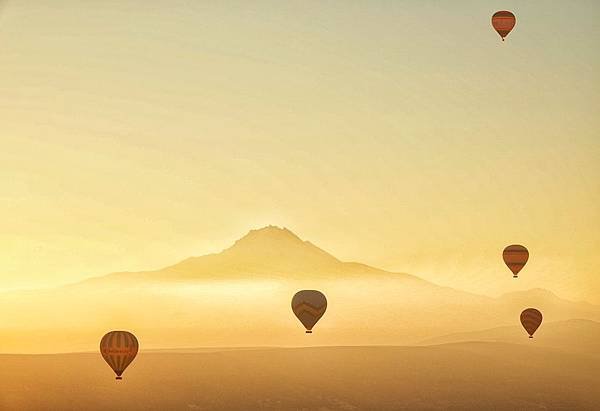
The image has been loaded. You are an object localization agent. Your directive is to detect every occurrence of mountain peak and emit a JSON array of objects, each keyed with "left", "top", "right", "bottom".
[
  {"left": 221, "top": 226, "right": 339, "bottom": 264},
  {"left": 97, "top": 225, "right": 412, "bottom": 282},
  {"left": 233, "top": 225, "right": 302, "bottom": 245}
]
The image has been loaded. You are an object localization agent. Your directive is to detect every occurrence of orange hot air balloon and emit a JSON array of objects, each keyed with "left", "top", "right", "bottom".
[
  {"left": 492, "top": 11, "right": 516, "bottom": 41},
  {"left": 503, "top": 244, "right": 529, "bottom": 278},
  {"left": 292, "top": 290, "right": 327, "bottom": 334},
  {"left": 100, "top": 331, "right": 139, "bottom": 380},
  {"left": 520, "top": 308, "right": 543, "bottom": 338}
]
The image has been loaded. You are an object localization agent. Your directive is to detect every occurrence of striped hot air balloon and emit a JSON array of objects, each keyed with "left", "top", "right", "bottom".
[
  {"left": 503, "top": 245, "right": 529, "bottom": 278},
  {"left": 292, "top": 290, "right": 327, "bottom": 334},
  {"left": 100, "top": 331, "right": 139, "bottom": 380},
  {"left": 492, "top": 11, "right": 516, "bottom": 41},
  {"left": 520, "top": 308, "right": 543, "bottom": 338}
]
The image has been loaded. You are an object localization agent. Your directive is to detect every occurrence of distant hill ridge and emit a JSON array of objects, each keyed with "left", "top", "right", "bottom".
[{"left": 420, "top": 319, "right": 600, "bottom": 357}]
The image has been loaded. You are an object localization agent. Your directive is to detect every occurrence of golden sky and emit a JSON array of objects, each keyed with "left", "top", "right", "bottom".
[{"left": 1, "top": 1, "right": 599, "bottom": 302}]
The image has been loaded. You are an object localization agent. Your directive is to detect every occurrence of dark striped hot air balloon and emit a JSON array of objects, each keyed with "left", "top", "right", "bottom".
[
  {"left": 492, "top": 11, "right": 516, "bottom": 41},
  {"left": 503, "top": 244, "right": 529, "bottom": 278},
  {"left": 292, "top": 290, "right": 327, "bottom": 334},
  {"left": 100, "top": 331, "right": 139, "bottom": 380},
  {"left": 520, "top": 308, "right": 543, "bottom": 338}
]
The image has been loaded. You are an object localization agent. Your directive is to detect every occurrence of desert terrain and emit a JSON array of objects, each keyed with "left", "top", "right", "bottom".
[{"left": 1, "top": 341, "right": 598, "bottom": 410}]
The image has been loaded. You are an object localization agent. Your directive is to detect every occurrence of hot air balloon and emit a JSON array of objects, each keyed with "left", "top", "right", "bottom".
[
  {"left": 503, "top": 244, "right": 529, "bottom": 278},
  {"left": 100, "top": 331, "right": 139, "bottom": 380},
  {"left": 492, "top": 11, "right": 516, "bottom": 41},
  {"left": 292, "top": 290, "right": 327, "bottom": 334},
  {"left": 520, "top": 308, "right": 543, "bottom": 338}
]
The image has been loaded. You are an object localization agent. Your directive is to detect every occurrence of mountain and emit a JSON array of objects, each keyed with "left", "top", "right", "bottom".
[
  {"left": 1, "top": 226, "right": 599, "bottom": 353},
  {"left": 84, "top": 225, "right": 415, "bottom": 282}
]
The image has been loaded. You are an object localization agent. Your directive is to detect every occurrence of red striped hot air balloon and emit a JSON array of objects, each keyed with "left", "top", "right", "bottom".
[
  {"left": 503, "top": 244, "right": 529, "bottom": 278},
  {"left": 100, "top": 331, "right": 139, "bottom": 380},
  {"left": 292, "top": 290, "right": 327, "bottom": 334},
  {"left": 520, "top": 308, "right": 543, "bottom": 338},
  {"left": 492, "top": 11, "right": 516, "bottom": 41}
]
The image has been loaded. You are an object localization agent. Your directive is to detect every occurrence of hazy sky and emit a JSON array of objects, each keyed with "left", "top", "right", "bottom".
[{"left": 1, "top": 1, "right": 599, "bottom": 302}]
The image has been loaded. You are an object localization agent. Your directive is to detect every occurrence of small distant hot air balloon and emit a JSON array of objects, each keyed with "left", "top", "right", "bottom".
[
  {"left": 503, "top": 245, "right": 529, "bottom": 278},
  {"left": 520, "top": 308, "right": 543, "bottom": 338},
  {"left": 492, "top": 11, "right": 516, "bottom": 41},
  {"left": 100, "top": 331, "right": 139, "bottom": 380},
  {"left": 292, "top": 290, "right": 327, "bottom": 334}
]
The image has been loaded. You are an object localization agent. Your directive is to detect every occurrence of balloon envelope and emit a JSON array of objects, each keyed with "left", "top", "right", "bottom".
[
  {"left": 292, "top": 290, "right": 327, "bottom": 333},
  {"left": 503, "top": 244, "right": 529, "bottom": 278},
  {"left": 492, "top": 11, "right": 516, "bottom": 41},
  {"left": 520, "top": 308, "right": 543, "bottom": 338},
  {"left": 100, "top": 331, "right": 139, "bottom": 380}
]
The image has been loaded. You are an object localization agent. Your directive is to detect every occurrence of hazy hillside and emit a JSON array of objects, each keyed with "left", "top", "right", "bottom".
[
  {"left": 1, "top": 344, "right": 598, "bottom": 410},
  {"left": 420, "top": 319, "right": 600, "bottom": 357},
  {"left": 1, "top": 226, "right": 599, "bottom": 353}
]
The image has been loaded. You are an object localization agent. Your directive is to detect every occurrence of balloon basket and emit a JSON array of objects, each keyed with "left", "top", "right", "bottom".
[
  {"left": 529, "top": 336, "right": 533, "bottom": 339},
  {"left": 513, "top": 275, "right": 518, "bottom": 278},
  {"left": 116, "top": 376, "right": 122, "bottom": 380},
  {"left": 305, "top": 330, "right": 312, "bottom": 334}
]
